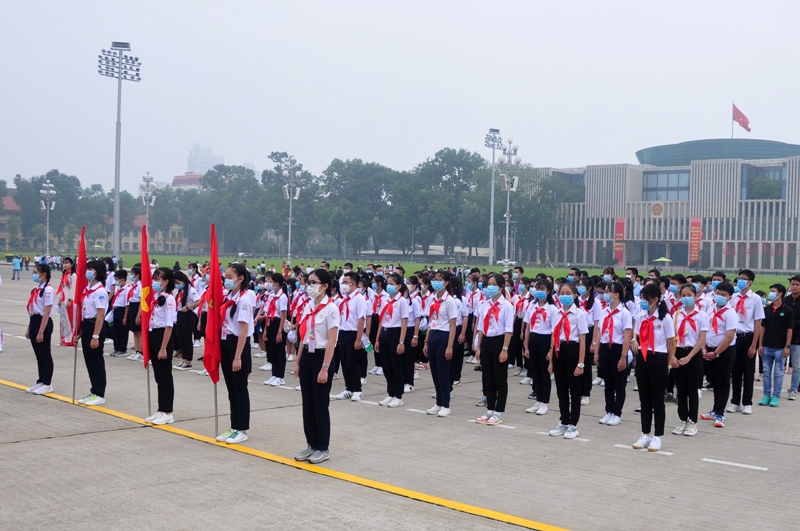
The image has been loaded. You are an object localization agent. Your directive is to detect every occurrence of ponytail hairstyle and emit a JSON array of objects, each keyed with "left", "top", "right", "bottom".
[
  {"left": 640, "top": 283, "right": 668, "bottom": 320},
  {"left": 433, "top": 270, "right": 454, "bottom": 296},
  {"left": 154, "top": 267, "right": 176, "bottom": 307},
  {"left": 130, "top": 265, "right": 142, "bottom": 280},
  {"left": 311, "top": 268, "right": 333, "bottom": 297},
  {"left": 449, "top": 274, "right": 463, "bottom": 301},
  {"left": 373, "top": 274, "right": 387, "bottom": 292},
  {"left": 387, "top": 272, "right": 407, "bottom": 297},
  {"left": 577, "top": 276, "right": 595, "bottom": 310},
  {"left": 227, "top": 263, "right": 250, "bottom": 293},
  {"left": 533, "top": 279, "right": 555, "bottom": 305},
  {"left": 270, "top": 272, "right": 288, "bottom": 295},
  {"left": 618, "top": 277, "right": 635, "bottom": 304},
  {"left": 36, "top": 263, "right": 52, "bottom": 283},
  {"left": 407, "top": 275, "right": 420, "bottom": 293}
]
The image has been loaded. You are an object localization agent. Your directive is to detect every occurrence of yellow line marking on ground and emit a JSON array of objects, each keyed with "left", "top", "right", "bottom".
[{"left": 0, "top": 378, "right": 570, "bottom": 531}]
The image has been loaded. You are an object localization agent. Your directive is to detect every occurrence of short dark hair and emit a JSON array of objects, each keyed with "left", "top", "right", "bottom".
[
  {"left": 715, "top": 281, "right": 734, "bottom": 296},
  {"left": 770, "top": 283, "right": 787, "bottom": 296},
  {"left": 626, "top": 267, "right": 639, "bottom": 276},
  {"left": 310, "top": 268, "right": 333, "bottom": 296},
  {"left": 712, "top": 271, "right": 727, "bottom": 280},
  {"left": 86, "top": 260, "right": 107, "bottom": 285},
  {"left": 738, "top": 269, "right": 755, "bottom": 281}
]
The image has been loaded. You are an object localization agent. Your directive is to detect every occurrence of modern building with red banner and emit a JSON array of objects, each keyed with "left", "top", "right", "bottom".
[{"left": 543, "top": 138, "right": 800, "bottom": 271}]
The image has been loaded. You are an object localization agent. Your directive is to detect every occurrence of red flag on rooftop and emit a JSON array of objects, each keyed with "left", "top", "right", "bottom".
[
  {"left": 733, "top": 103, "right": 751, "bottom": 132},
  {"left": 203, "top": 224, "right": 223, "bottom": 384}
]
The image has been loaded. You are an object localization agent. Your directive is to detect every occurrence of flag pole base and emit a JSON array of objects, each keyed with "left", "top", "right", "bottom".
[
  {"left": 72, "top": 343, "right": 78, "bottom": 405},
  {"left": 214, "top": 383, "right": 218, "bottom": 437}
]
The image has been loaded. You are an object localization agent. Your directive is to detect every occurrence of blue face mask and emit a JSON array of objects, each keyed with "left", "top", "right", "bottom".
[
  {"left": 711, "top": 280, "right": 721, "bottom": 289},
  {"left": 576, "top": 285, "right": 587, "bottom": 296},
  {"left": 640, "top": 300, "right": 651, "bottom": 310},
  {"left": 371, "top": 282, "right": 378, "bottom": 291},
  {"left": 85, "top": 270, "right": 95, "bottom": 281},
  {"left": 733, "top": 286, "right": 741, "bottom": 294},
  {"left": 517, "top": 284, "right": 526, "bottom": 295},
  {"left": 533, "top": 290, "right": 547, "bottom": 301},
  {"left": 567, "top": 275, "right": 574, "bottom": 283},
  {"left": 737, "top": 278, "right": 748, "bottom": 290},
  {"left": 478, "top": 282, "right": 483, "bottom": 289},
  {"left": 680, "top": 296, "right": 695, "bottom": 308},
  {"left": 224, "top": 278, "right": 235, "bottom": 291},
  {"left": 152, "top": 281, "right": 162, "bottom": 292},
  {"left": 465, "top": 282, "right": 472, "bottom": 291},
  {"left": 668, "top": 285, "right": 678, "bottom": 294},
  {"left": 128, "top": 276, "right": 135, "bottom": 283},
  {"left": 176, "top": 283, "right": 184, "bottom": 290},
  {"left": 603, "top": 274, "right": 612, "bottom": 282},
  {"left": 768, "top": 292, "right": 778, "bottom": 302},
  {"left": 376, "top": 271, "right": 383, "bottom": 276},
  {"left": 32, "top": 273, "right": 40, "bottom": 283},
  {"left": 603, "top": 293, "right": 612, "bottom": 304},
  {"left": 558, "top": 295, "right": 574, "bottom": 307},
  {"left": 633, "top": 284, "right": 642, "bottom": 297},
  {"left": 385, "top": 284, "right": 397, "bottom": 295},
  {"left": 431, "top": 280, "right": 444, "bottom": 292},
  {"left": 761, "top": 298, "right": 767, "bottom": 305},
  {"left": 204, "top": 274, "right": 210, "bottom": 282},
  {"left": 512, "top": 272, "right": 519, "bottom": 281},
  {"left": 693, "top": 283, "right": 701, "bottom": 293},
  {"left": 714, "top": 295, "right": 728, "bottom": 307},
  {"left": 483, "top": 285, "right": 500, "bottom": 298}
]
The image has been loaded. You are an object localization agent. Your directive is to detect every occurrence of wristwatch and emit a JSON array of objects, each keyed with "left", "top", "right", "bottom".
[
  {"left": 786, "top": 344, "right": 791, "bottom": 348},
  {"left": 322, "top": 362, "right": 330, "bottom": 368},
  {"left": 577, "top": 363, "right": 585, "bottom": 369},
  {"left": 92, "top": 334, "right": 100, "bottom": 339},
  {"left": 591, "top": 341, "right": 597, "bottom": 346},
  {"left": 413, "top": 335, "right": 418, "bottom": 339},
  {"left": 502, "top": 346, "right": 509, "bottom": 351}
]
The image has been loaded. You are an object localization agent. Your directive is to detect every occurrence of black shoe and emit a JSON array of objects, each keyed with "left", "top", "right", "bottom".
[
  {"left": 474, "top": 365, "right": 482, "bottom": 371},
  {"left": 197, "top": 356, "right": 203, "bottom": 361},
  {"left": 634, "top": 408, "right": 641, "bottom": 414},
  {"left": 665, "top": 393, "right": 676, "bottom": 403},
  {"left": 528, "top": 392, "right": 537, "bottom": 400}
]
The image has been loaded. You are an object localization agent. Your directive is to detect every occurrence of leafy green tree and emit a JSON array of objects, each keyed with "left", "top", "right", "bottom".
[
  {"left": 7, "top": 215, "right": 21, "bottom": 250},
  {"left": 13, "top": 170, "right": 83, "bottom": 240},
  {"left": 31, "top": 223, "right": 47, "bottom": 250},
  {"left": 748, "top": 176, "right": 782, "bottom": 199},
  {"left": 62, "top": 223, "right": 80, "bottom": 251},
  {"left": 202, "top": 164, "right": 264, "bottom": 253},
  {"left": 0, "top": 179, "right": 7, "bottom": 211}
]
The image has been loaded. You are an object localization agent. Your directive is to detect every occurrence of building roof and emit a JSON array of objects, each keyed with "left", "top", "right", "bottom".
[
  {"left": 172, "top": 173, "right": 203, "bottom": 187},
  {"left": 635, "top": 138, "right": 800, "bottom": 167},
  {"left": 3, "top": 189, "right": 21, "bottom": 213}
]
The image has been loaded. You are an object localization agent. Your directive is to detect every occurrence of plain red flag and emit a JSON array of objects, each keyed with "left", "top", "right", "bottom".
[
  {"left": 733, "top": 104, "right": 751, "bottom": 132},
  {"left": 203, "top": 224, "right": 223, "bottom": 384},
  {"left": 71, "top": 227, "right": 88, "bottom": 344},
  {"left": 140, "top": 226, "right": 153, "bottom": 368}
]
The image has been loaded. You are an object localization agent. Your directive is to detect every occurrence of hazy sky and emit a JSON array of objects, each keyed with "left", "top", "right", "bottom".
[{"left": 2, "top": 1, "right": 798, "bottom": 194}]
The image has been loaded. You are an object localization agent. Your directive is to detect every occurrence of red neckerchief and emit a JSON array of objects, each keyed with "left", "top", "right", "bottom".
[
  {"left": 639, "top": 314, "right": 656, "bottom": 361},
  {"left": 515, "top": 297, "right": 526, "bottom": 313},
  {"left": 292, "top": 294, "right": 310, "bottom": 318},
  {"left": 83, "top": 282, "right": 102, "bottom": 297},
  {"left": 27, "top": 283, "right": 48, "bottom": 315},
  {"left": 220, "top": 291, "right": 242, "bottom": 321},
  {"left": 602, "top": 308, "right": 620, "bottom": 344},
  {"left": 483, "top": 300, "right": 500, "bottom": 334},
  {"left": 712, "top": 307, "right": 727, "bottom": 334},
  {"left": 299, "top": 298, "right": 330, "bottom": 344},
  {"left": 735, "top": 293, "right": 747, "bottom": 318},
  {"left": 175, "top": 289, "right": 184, "bottom": 307},
  {"left": 678, "top": 309, "right": 698, "bottom": 347},
  {"left": 56, "top": 271, "right": 71, "bottom": 296},
  {"left": 553, "top": 310, "right": 571, "bottom": 356},
  {"left": 430, "top": 292, "right": 449, "bottom": 322},
  {"left": 265, "top": 294, "right": 278, "bottom": 319},
  {"left": 373, "top": 293, "right": 383, "bottom": 314},
  {"left": 380, "top": 295, "right": 399, "bottom": 323},
  {"left": 530, "top": 305, "right": 548, "bottom": 330},
  {"left": 341, "top": 295, "right": 352, "bottom": 322},
  {"left": 112, "top": 285, "right": 129, "bottom": 306}
]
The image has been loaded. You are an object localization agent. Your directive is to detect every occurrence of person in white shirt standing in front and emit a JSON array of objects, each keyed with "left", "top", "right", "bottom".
[
  {"left": 672, "top": 284, "right": 709, "bottom": 437},
  {"left": 145, "top": 268, "right": 177, "bottom": 425},
  {"left": 375, "top": 273, "right": 410, "bottom": 408},
  {"left": 78, "top": 260, "right": 109, "bottom": 407},
  {"left": 727, "top": 269, "right": 765, "bottom": 415},
  {"left": 424, "top": 271, "right": 458, "bottom": 417},
  {"left": 25, "top": 263, "right": 56, "bottom": 395},
  {"left": 335, "top": 271, "right": 368, "bottom": 402}
]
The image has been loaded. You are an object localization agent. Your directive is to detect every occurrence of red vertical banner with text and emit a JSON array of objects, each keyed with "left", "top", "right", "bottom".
[
  {"left": 613, "top": 218, "right": 625, "bottom": 264},
  {"left": 688, "top": 217, "right": 702, "bottom": 265}
]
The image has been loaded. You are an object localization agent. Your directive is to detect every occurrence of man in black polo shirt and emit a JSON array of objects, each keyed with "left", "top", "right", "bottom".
[
  {"left": 757, "top": 283, "right": 793, "bottom": 407},
  {"left": 784, "top": 275, "right": 800, "bottom": 400}
]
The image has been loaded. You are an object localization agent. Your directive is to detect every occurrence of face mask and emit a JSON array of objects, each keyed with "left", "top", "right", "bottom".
[
  {"left": 32, "top": 273, "right": 40, "bottom": 283},
  {"left": 115, "top": 280, "right": 123, "bottom": 288},
  {"left": 639, "top": 300, "right": 652, "bottom": 310},
  {"left": 693, "top": 283, "right": 701, "bottom": 293},
  {"left": 680, "top": 296, "right": 695, "bottom": 308},
  {"left": 533, "top": 290, "right": 547, "bottom": 301},
  {"left": 567, "top": 275, "right": 574, "bottom": 283},
  {"left": 306, "top": 284, "right": 321, "bottom": 298},
  {"left": 714, "top": 295, "right": 728, "bottom": 307},
  {"left": 366, "top": 270, "right": 373, "bottom": 274},
  {"left": 668, "top": 285, "right": 678, "bottom": 294},
  {"left": 297, "top": 285, "right": 306, "bottom": 293},
  {"left": 711, "top": 280, "right": 721, "bottom": 289},
  {"left": 152, "top": 281, "right": 162, "bottom": 292},
  {"left": 224, "top": 279, "right": 235, "bottom": 291},
  {"left": 626, "top": 274, "right": 632, "bottom": 279},
  {"left": 343, "top": 269, "right": 350, "bottom": 274},
  {"left": 576, "top": 285, "right": 587, "bottom": 296},
  {"left": 603, "top": 274, "right": 612, "bottom": 282},
  {"left": 339, "top": 283, "right": 351, "bottom": 295},
  {"left": 188, "top": 270, "right": 195, "bottom": 277},
  {"left": 128, "top": 276, "right": 135, "bottom": 283},
  {"left": 86, "top": 271, "right": 95, "bottom": 281},
  {"left": 737, "top": 279, "right": 748, "bottom": 290},
  {"left": 603, "top": 293, "right": 612, "bottom": 304},
  {"left": 431, "top": 280, "right": 444, "bottom": 292},
  {"left": 512, "top": 273, "right": 519, "bottom": 280},
  {"left": 558, "top": 295, "right": 574, "bottom": 307},
  {"left": 376, "top": 271, "right": 383, "bottom": 276},
  {"left": 517, "top": 285, "right": 526, "bottom": 295},
  {"left": 768, "top": 292, "right": 778, "bottom": 302},
  {"left": 478, "top": 282, "right": 483, "bottom": 289},
  {"left": 465, "top": 282, "right": 472, "bottom": 291},
  {"left": 733, "top": 286, "right": 741, "bottom": 294},
  {"left": 761, "top": 298, "right": 767, "bottom": 305},
  {"left": 483, "top": 285, "right": 500, "bottom": 298},
  {"left": 254, "top": 284, "right": 261, "bottom": 291},
  {"left": 371, "top": 282, "right": 378, "bottom": 291},
  {"left": 385, "top": 284, "right": 397, "bottom": 295}
]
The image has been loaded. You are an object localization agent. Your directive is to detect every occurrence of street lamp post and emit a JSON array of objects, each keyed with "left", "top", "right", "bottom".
[
  {"left": 281, "top": 157, "right": 301, "bottom": 268},
  {"left": 39, "top": 180, "right": 56, "bottom": 256},
  {"left": 484, "top": 128, "right": 503, "bottom": 266},
  {"left": 498, "top": 139, "right": 521, "bottom": 271},
  {"left": 139, "top": 171, "right": 156, "bottom": 229},
  {"left": 98, "top": 41, "right": 142, "bottom": 259}
]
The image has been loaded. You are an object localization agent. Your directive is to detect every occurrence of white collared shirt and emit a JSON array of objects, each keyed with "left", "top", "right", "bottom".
[
  {"left": 128, "top": 280, "right": 142, "bottom": 303},
  {"left": 674, "top": 306, "right": 710, "bottom": 348},
  {"left": 428, "top": 292, "right": 459, "bottom": 332},
  {"left": 456, "top": 297, "right": 469, "bottom": 327},
  {"left": 261, "top": 291, "right": 288, "bottom": 320},
  {"left": 634, "top": 311, "right": 675, "bottom": 353},
  {"left": 577, "top": 295, "right": 603, "bottom": 327},
  {"left": 301, "top": 295, "right": 340, "bottom": 349},
  {"left": 82, "top": 282, "right": 108, "bottom": 319},
  {"left": 339, "top": 292, "right": 368, "bottom": 332},
  {"left": 730, "top": 290, "right": 765, "bottom": 333},
  {"left": 466, "top": 289, "right": 484, "bottom": 315},
  {"left": 150, "top": 294, "right": 177, "bottom": 330},
  {"left": 477, "top": 297, "right": 515, "bottom": 337},
  {"left": 706, "top": 304, "right": 739, "bottom": 348},
  {"left": 30, "top": 283, "right": 55, "bottom": 315},
  {"left": 224, "top": 290, "right": 256, "bottom": 337},
  {"left": 599, "top": 304, "right": 633, "bottom": 345},
  {"left": 112, "top": 284, "right": 131, "bottom": 308},
  {"left": 549, "top": 304, "right": 589, "bottom": 343},
  {"left": 380, "top": 292, "right": 410, "bottom": 328},
  {"left": 525, "top": 301, "right": 556, "bottom": 335}
]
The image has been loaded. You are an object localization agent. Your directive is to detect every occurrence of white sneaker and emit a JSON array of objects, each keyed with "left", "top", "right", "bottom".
[
  {"left": 599, "top": 412, "right": 613, "bottom": 424},
  {"left": 270, "top": 378, "right": 285, "bottom": 387},
  {"left": 580, "top": 396, "right": 590, "bottom": 406},
  {"left": 633, "top": 385, "right": 638, "bottom": 391},
  {"left": 379, "top": 396, "right": 394, "bottom": 406},
  {"left": 198, "top": 369, "right": 209, "bottom": 376},
  {"left": 647, "top": 436, "right": 662, "bottom": 452},
  {"left": 126, "top": 352, "right": 139, "bottom": 360},
  {"left": 335, "top": 390, "right": 353, "bottom": 400},
  {"left": 404, "top": 384, "right": 414, "bottom": 393},
  {"left": 287, "top": 354, "right": 295, "bottom": 361},
  {"left": 225, "top": 430, "right": 248, "bottom": 444},
  {"left": 698, "top": 389, "right": 703, "bottom": 399},
  {"left": 726, "top": 403, "right": 741, "bottom": 413},
  {"left": 606, "top": 414, "right": 621, "bottom": 426},
  {"left": 78, "top": 393, "right": 94, "bottom": 404},
  {"left": 563, "top": 425, "right": 579, "bottom": 439},
  {"left": 592, "top": 377, "right": 603, "bottom": 385},
  {"left": 259, "top": 362, "right": 273, "bottom": 371},
  {"left": 672, "top": 421, "right": 687, "bottom": 435},
  {"left": 369, "top": 367, "right": 381, "bottom": 375},
  {"left": 361, "top": 377, "right": 367, "bottom": 385},
  {"left": 85, "top": 395, "right": 106, "bottom": 406},
  {"left": 351, "top": 392, "right": 363, "bottom": 402},
  {"left": 128, "top": 352, "right": 143, "bottom": 361},
  {"left": 526, "top": 402, "right": 542, "bottom": 414},
  {"left": 520, "top": 377, "right": 533, "bottom": 385},
  {"left": 742, "top": 405, "right": 753, "bottom": 415},
  {"left": 600, "top": 379, "right": 605, "bottom": 387},
  {"left": 413, "top": 371, "right": 419, "bottom": 380},
  {"left": 431, "top": 391, "right": 437, "bottom": 398},
  {"left": 216, "top": 429, "right": 233, "bottom": 442},
  {"left": 549, "top": 424, "right": 568, "bottom": 437},
  {"left": 26, "top": 382, "right": 43, "bottom": 393},
  {"left": 32, "top": 384, "right": 53, "bottom": 395},
  {"left": 264, "top": 376, "right": 277, "bottom": 386},
  {"left": 152, "top": 412, "right": 174, "bottom": 425},
  {"left": 145, "top": 411, "right": 160, "bottom": 423},
  {"left": 536, "top": 403, "right": 549, "bottom": 415},
  {"left": 513, "top": 367, "right": 524, "bottom": 376},
  {"left": 295, "top": 385, "right": 301, "bottom": 391},
  {"left": 254, "top": 351, "right": 267, "bottom": 358},
  {"left": 453, "top": 380, "right": 461, "bottom": 387},
  {"left": 437, "top": 407, "right": 451, "bottom": 417},
  {"left": 193, "top": 340, "right": 201, "bottom": 348},
  {"left": 427, "top": 405, "right": 442, "bottom": 415},
  {"left": 387, "top": 398, "right": 404, "bottom": 408},
  {"left": 633, "top": 433, "right": 652, "bottom": 449}
]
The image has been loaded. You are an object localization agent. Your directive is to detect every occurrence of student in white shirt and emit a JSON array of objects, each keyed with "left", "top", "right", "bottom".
[
  {"left": 79, "top": 260, "right": 110, "bottom": 407},
  {"left": 25, "top": 263, "right": 56, "bottom": 395},
  {"left": 577, "top": 277, "right": 603, "bottom": 403},
  {"left": 524, "top": 279, "right": 557, "bottom": 415},
  {"left": 292, "top": 269, "right": 340, "bottom": 464},
  {"left": 215, "top": 263, "right": 256, "bottom": 445},
  {"left": 424, "top": 271, "right": 459, "bottom": 417},
  {"left": 474, "top": 273, "right": 514, "bottom": 426},
  {"left": 728, "top": 269, "right": 765, "bottom": 415},
  {"left": 547, "top": 283, "right": 589, "bottom": 439},
  {"left": 173, "top": 271, "right": 200, "bottom": 370},
  {"left": 699, "top": 282, "right": 738, "bottom": 428},
  {"left": 450, "top": 276, "right": 470, "bottom": 388},
  {"left": 126, "top": 266, "right": 144, "bottom": 361},
  {"left": 369, "top": 275, "right": 389, "bottom": 375},
  {"left": 107, "top": 270, "right": 131, "bottom": 357},
  {"left": 145, "top": 268, "right": 177, "bottom": 425},
  {"left": 593, "top": 281, "right": 633, "bottom": 426},
  {"left": 672, "top": 284, "right": 709, "bottom": 437},
  {"left": 187, "top": 262, "right": 205, "bottom": 346},
  {"left": 263, "top": 273, "right": 289, "bottom": 386},
  {"left": 375, "top": 273, "right": 410, "bottom": 408},
  {"left": 334, "top": 272, "right": 368, "bottom": 401},
  {"left": 630, "top": 284, "right": 676, "bottom": 452},
  {"left": 406, "top": 275, "right": 424, "bottom": 387}
]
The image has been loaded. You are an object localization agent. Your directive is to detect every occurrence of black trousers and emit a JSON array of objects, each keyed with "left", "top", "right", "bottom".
[
  {"left": 510, "top": 317, "right": 524, "bottom": 368},
  {"left": 530, "top": 332, "right": 551, "bottom": 403},
  {"left": 731, "top": 332, "right": 756, "bottom": 406},
  {"left": 380, "top": 328, "right": 405, "bottom": 398},
  {"left": 338, "top": 330, "right": 362, "bottom": 393},
  {"left": 176, "top": 311, "right": 197, "bottom": 362},
  {"left": 580, "top": 326, "right": 595, "bottom": 396},
  {"left": 635, "top": 351, "right": 668, "bottom": 436},
  {"left": 708, "top": 346, "right": 735, "bottom": 415},
  {"left": 464, "top": 315, "right": 475, "bottom": 355},
  {"left": 81, "top": 319, "right": 106, "bottom": 397},
  {"left": 599, "top": 343, "right": 626, "bottom": 416},
  {"left": 428, "top": 330, "right": 452, "bottom": 408},
  {"left": 404, "top": 332, "right": 417, "bottom": 386},
  {"left": 481, "top": 334, "right": 508, "bottom": 412},
  {"left": 220, "top": 335, "right": 251, "bottom": 431},
  {"left": 28, "top": 314, "right": 53, "bottom": 385},
  {"left": 674, "top": 347, "right": 703, "bottom": 422},
  {"left": 266, "top": 318, "right": 287, "bottom": 379},
  {"left": 110, "top": 307, "right": 128, "bottom": 353},
  {"left": 127, "top": 302, "right": 141, "bottom": 332},
  {"left": 553, "top": 342, "right": 582, "bottom": 426},
  {"left": 299, "top": 346, "right": 333, "bottom": 451},
  {"left": 149, "top": 327, "right": 174, "bottom": 413},
  {"left": 369, "top": 315, "right": 381, "bottom": 367},
  {"left": 450, "top": 324, "right": 464, "bottom": 384}
]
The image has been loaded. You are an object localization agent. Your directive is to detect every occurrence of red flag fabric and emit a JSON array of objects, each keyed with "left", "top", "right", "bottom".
[
  {"left": 203, "top": 224, "right": 223, "bottom": 384},
  {"left": 140, "top": 226, "right": 153, "bottom": 368},
  {"left": 733, "top": 104, "right": 751, "bottom": 132},
  {"left": 71, "top": 227, "right": 88, "bottom": 343}
]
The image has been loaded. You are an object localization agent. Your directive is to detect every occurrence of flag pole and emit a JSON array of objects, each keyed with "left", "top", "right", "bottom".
[
  {"left": 72, "top": 343, "right": 78, "bottom": 404},
  {"left": 146, "top": 364, "right": 152, "bottom": 418},
  {"left": 214, "top": 383, "right": 219, "bottom": 436}
]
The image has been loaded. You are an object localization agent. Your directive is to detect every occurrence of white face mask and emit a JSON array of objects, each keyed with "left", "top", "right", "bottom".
[
  {"left": 306, "top": 284, "right": 321, "bottom": 298},
  {"left": 343, "top": 269, "right": 351, "bottom": 274},
  {"left": 340, "top": 283, "right": 351, "bottom": 295}
]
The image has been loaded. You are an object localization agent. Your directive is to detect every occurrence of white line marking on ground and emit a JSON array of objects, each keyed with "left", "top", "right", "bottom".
[
  {"left": 613, "top": 444, "right": 674, "bottom": 456},
  {"left": 359, "top": 400, "right": 379, "bottom": 405},
  {"left": 701, "top": 458, "right": 767, "bottom": 471},
  {"left": 407, "top": 409, "right": 428, "bottom": 414}
]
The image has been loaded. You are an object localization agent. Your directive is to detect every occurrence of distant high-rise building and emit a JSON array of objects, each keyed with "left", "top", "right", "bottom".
[{"left": 187, "top": 144, "right": 224, "bottom": 174}]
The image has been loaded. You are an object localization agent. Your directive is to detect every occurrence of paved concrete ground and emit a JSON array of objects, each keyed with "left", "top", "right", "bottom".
[{"left": 1, "top": 267, "right": 798, "bottom": 531}]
